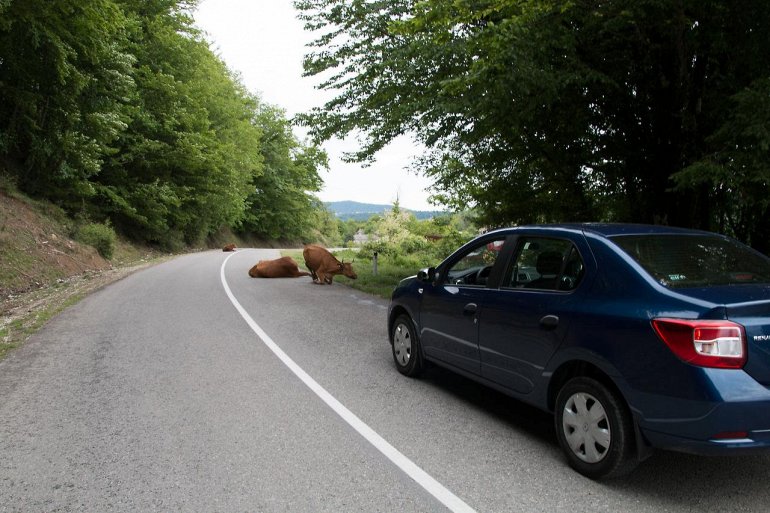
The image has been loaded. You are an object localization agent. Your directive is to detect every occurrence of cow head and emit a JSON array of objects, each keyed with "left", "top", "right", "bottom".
[{"left": 339, "top": 260, "right": 357, "bottom": 279}]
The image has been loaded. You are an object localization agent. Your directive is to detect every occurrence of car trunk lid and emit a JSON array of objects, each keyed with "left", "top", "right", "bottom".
[{"left": 722, "top": 297, "right": 770, "bottom": 387}]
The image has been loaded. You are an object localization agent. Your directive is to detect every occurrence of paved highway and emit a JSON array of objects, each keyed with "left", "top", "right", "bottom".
[{"left": 1, "top": 249, "right": 769, "bottom": 512}]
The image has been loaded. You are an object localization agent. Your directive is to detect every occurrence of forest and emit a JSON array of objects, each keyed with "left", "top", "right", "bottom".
[
  {"left": 0, "top": 0, "right": 337, "bottom": 250},
  {"left": 2, "top": 0, "right": 769, "bottom": 255}
]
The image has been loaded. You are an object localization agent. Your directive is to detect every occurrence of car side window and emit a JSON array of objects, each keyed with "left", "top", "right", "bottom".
[
  {"left": 444, "top": 237, "right": 506, "bottom": 287},
  {"left": 504, "top": 237, "right": 584, "bottom": 291}
]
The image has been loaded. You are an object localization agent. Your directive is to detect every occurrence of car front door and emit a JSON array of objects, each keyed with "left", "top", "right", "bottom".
[{"left": 419, "top": 235, "right": 511, "bottom": 375}]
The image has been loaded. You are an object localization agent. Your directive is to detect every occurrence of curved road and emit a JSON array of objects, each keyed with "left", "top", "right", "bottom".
[{"left": 1, "top": 250, "right": 769, "bottom": 512}]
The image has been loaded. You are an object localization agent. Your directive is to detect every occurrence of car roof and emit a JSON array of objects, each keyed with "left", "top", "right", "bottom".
[{"left": 508, "top": 223, "right": 718, "bottom": 238}]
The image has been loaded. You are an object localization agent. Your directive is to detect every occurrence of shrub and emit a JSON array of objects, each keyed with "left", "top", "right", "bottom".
[
  {"left": 75, "top": 222, "right": 116, "bottom": 259},
  {"left": 396, "top": 233, "right": 430, "bottom": 255},
  {"left": 358, "top": 240, "right": 389, "bottom": 259}
]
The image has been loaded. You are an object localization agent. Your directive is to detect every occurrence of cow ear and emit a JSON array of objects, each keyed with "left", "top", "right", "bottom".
[{"left": 338, "top": 262, "right": 344, "bottom": 270}]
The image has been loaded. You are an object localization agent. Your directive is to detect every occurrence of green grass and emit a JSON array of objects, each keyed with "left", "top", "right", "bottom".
[
  {"left": 0, "top": 288, "right": 87, "bottom": 360},
  {"left": 282, "top": 248, "right": 426, "bottom": 299},
  {"left": 0, "top": 324, "right": 19, "bottom": 360},
  {"left": 0, "top": 245, "right": 64, "bottom": 292}
]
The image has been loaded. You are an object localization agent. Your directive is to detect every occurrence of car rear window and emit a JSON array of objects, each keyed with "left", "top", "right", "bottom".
[{"left": 611, "top": 234, "right": 770, "bottom": 288}]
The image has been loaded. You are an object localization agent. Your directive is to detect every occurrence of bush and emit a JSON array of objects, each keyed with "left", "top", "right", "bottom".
[
  {"left": 358, "top": 240, "right": 389, "bottom": 259},
  {"left": 75, "top": 222, "right": 116, "bottom": 259},
  {"left": 396, "top": 233, "right": 430, "bottom": 255}
]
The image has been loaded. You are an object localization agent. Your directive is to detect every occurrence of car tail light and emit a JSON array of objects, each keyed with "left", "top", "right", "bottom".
[{"left": 651, "top": 318, "right": 747, "bottom": 369}]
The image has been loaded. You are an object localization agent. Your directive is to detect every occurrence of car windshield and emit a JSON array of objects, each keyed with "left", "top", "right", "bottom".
[{"left": 611, "top": 234, "right": 770, "bottom": 288}]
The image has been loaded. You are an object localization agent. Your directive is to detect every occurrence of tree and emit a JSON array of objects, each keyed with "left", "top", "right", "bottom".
[
  {"left": 1, "top": 0, "right": 332, "bottom": 249},
  {"left": 296, "top": 0, "right": 770, "bottom": 243},
  {"left": 93, "top": 0, "right": 263, "bottom": 246},
  {"left": 238, "top": 104, "right": 329, "bottom": 242},
  {"left": 0, "top": 0, "right": 135, "bottom": 205},
  {"left": 0, "top": 0, "right": 268, "bottom": 247},
  {"left": 673, "top": 78, "right": 770, "bottom": 252}
]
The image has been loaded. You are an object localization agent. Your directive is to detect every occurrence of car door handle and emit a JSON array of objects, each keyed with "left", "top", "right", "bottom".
[
  {"left": 463, "top": 303, "right": 478, "bottom": 316},
  {"left": 540, "top": 314, "right": 559, "bottom": 330}
]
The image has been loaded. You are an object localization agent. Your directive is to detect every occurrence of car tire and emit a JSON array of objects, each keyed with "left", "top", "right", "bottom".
[
  {"left": 555, "top": 377, "right": 638, "bottom": 479},
  {"left": 391, "top": 314, "right": 424, "bottom": 377}
]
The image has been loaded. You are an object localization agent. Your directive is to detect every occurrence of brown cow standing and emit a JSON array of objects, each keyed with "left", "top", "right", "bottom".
[
  {"left": 248, "top": 256, "right": 312, "bottom": 278},
  {"left": 303, "top": 244, "right": 357, "bottom": 285}
]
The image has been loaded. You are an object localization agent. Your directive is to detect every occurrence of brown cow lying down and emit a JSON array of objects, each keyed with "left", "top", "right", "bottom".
[
  {"left": 222, "top": 243, "right": 236, "bottom": 252},
  {"left": 248, "top": 256, "right": 311, "bottom": 278},
  {"left": 303, "top": 244, "right": 357, "bottom": 285}
]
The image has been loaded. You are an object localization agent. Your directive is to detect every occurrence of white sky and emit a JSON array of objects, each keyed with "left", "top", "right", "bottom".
[{"left": 193, "top": 0, "right": 436, "bottom": 211}]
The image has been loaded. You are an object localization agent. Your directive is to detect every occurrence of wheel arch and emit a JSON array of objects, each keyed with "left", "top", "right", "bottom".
[
  {"left": 388, "top": 305, "right": 414, "bottom": 344},
  {"left": 548, "top": 359, "right": 653, "bottom": 463},
  {"left": 547, "top": 360, "right": 626, "bottom": 414}
]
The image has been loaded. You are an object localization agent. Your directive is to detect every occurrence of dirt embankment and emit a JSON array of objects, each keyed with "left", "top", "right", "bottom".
[
  {"left": 1, "top": 190, "right": 111, "bottom": 298},
  {"left": 0, "top": 189, "right": 166, "bottom": 358}
]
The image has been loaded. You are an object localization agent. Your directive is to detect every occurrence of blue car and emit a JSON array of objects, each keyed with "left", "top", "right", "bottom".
[{"left": 387, "top": 224, "right": 770, "bottom": 479}]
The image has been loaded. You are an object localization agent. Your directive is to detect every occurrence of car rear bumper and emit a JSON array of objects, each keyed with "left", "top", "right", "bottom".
[
  {"left": 634, "top": 369, "right": 770, "bottom": 455},
  {"left": 642, "top": 426, "right": 770, "bottom": 455}
]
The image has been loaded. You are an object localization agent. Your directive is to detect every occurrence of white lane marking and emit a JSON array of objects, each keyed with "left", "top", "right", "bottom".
[{"left": 220, "top": 253, "right": 477, "bottom": 513}]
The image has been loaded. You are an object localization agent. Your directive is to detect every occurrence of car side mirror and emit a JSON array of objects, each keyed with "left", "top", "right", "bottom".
[{"left": 417, "top": 267, "right": 436, "bottom": 283}]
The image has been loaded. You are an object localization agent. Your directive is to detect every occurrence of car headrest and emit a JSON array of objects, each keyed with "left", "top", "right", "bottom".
[{"left": 536, "top": 251, "right": 563, "bottom": 275}]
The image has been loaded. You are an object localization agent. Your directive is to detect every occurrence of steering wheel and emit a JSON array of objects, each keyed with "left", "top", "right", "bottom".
[{"left": 475, "top": 265, "right": 493, "bottom": 285}]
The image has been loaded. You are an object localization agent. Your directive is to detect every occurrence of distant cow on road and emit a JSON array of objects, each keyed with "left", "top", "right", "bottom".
[
  {"left": 303, "top": 244, "right": 357, "bottom": 285},
  {"left": 222, "top": 243, "right": 236, "bottom": 252},
  {"left": 248, "top": 256, "right": 311, "bottom": 278}
]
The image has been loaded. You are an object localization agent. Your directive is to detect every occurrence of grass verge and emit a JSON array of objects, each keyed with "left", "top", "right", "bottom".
[{"left": 0, "top": 286, "right": 83, "bottom": 360}]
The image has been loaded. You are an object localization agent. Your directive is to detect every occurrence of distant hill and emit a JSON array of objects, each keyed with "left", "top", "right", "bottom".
[{"left": 324, "top": 201, "right": 444, "bottom": 221}]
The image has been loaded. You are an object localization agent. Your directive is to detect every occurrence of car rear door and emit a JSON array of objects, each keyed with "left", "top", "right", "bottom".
[{"left": 478, "top": 234, "right": 591, "bottom": 395}]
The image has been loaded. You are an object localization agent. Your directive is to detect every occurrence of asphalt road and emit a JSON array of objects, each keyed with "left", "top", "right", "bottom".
[{"left": 1, "top": 249, "right": 769, "bottom": 512}]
